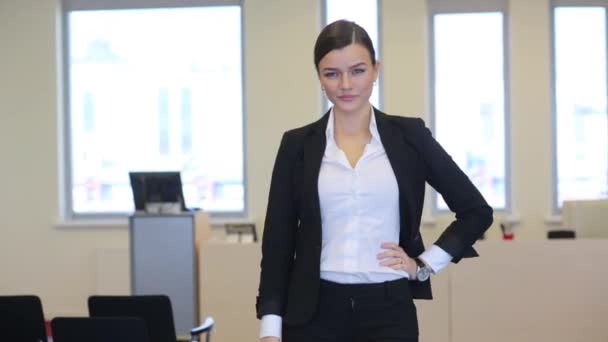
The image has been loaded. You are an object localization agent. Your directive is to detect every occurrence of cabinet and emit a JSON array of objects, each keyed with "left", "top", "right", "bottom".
[{"left": 130, "top": 211, "right": 209, "bottom": 337}]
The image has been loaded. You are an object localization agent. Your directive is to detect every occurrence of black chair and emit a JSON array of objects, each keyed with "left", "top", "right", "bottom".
[
  {"left": 0, "top": 295, "right": 47, "bottom": 342},
  {"left": 51, "top": 317, "right": 150, "bottom": 342},
  {"left": 88, "top": 295, "right": 213, "bottom": 342}
]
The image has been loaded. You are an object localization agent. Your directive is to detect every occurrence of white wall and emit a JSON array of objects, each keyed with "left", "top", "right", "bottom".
[{"left": 0, "top": 0, "right": 567, "bottom": 318}]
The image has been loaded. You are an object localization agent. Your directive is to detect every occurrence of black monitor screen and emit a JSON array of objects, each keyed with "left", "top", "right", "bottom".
[{"left": 129, "top": 171, "right": 186, "bottom": 212}]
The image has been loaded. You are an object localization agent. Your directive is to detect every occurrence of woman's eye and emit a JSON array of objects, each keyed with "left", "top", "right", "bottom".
[
  {"left": 352, "top": 68, "right": 366, "bottom": 75},
  {"left": 324, "top": 72, "right": 338, "bottom": 78}
]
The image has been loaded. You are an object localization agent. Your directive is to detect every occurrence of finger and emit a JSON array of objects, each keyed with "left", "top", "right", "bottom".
[
  {"left": 380, "top": 242, "right": 399, "bottom": 249},
  {"left": 388, "top": 264, "right": 403, "bottom": 270},
  {"left": 382, "top": 259, "right": 406, "bottom": 270},
  {"left": 376, "top": 251, "right": 390, "bottom": 259},
  {"left": 380, "top": 243, "right": 406, "bottom": 256},
  {"left": 379, "top": 258, "right": 402, "bottom": 267},
  {"left": 376, "top": 250, "right": 402, "bottom": 259},
  {"left": 382, "top": 261, "right": 404, "bottom": 270}
]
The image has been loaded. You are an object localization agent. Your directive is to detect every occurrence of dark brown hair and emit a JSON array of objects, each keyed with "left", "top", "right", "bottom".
[{"left": 313, "top": 19, "right": 376, "bottom": 72}]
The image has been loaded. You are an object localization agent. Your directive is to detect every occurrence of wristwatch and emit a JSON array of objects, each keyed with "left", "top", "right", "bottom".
[{"left": 414, "top": 258, "right": 432, "bottom": 282}]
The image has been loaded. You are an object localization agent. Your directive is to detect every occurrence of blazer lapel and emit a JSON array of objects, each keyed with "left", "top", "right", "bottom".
[
  {"left": 302, "top": 113, "right": 329, "bottom": 228},
  {"left": 375, "top": 110, "right": 418, "bottom": 241}
]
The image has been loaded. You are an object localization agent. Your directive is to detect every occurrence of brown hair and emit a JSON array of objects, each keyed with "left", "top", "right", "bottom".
[{"left": 313, "top": 20, "right": 376, "bottom": 72}]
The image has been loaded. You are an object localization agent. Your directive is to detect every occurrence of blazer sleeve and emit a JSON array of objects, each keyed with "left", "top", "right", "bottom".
[
  {"left": 256, "top": 132, "right": 299, "bottom": 318},
  {"left": 416, "top": 119, "right": 493, "bottom": 263}
]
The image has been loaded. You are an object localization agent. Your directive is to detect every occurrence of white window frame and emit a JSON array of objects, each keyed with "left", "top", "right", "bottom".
[
  {"left": 60, "top": 0, "right": 246, "bottom": 220},
  {"left": 550, "top": 0, "right": 608, "bottom": 213},
  {"left": 428, "top": 0, "right": 511, "bottom": 213}
]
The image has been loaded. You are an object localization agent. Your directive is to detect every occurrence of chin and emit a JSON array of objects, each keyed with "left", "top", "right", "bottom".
[{"left": 333, "top": 101, "right": 366, "bottom": 114}]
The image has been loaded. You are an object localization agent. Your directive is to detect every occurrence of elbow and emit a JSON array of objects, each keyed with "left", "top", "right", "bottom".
[
  {"left": 456, "top": 203, "right": 493, "bottom": 227},
  {"left": 480, "top": 205, "right": 494, "bottom": 231}
]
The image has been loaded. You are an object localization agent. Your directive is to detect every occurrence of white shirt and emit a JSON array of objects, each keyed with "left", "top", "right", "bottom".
[
  {"left": 318, "top": 107, "right": 406, "bottom": 283},
  {"left": 260, "top": 108, "right": 452, "bottom": 340}
]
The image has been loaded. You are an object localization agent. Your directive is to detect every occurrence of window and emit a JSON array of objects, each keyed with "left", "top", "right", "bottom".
[
  {"left": 323, "top": 0, "right": 380, "bottom": 109},
  {"left": 62, "top": 0, "right": 244, "bottom": 216},
  {"left": 553, "top": 3, "right": 608, "bottom": 208},
  {"left": 429, "top": 1, "right": 509, "bottom": 211}
]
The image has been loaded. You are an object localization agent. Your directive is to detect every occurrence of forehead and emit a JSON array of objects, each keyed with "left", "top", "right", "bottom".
[{"left": 318, "top": 43, "right": 373, "bottom": 69}]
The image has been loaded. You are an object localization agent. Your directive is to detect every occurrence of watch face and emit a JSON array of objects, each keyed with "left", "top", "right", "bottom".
[{"left": 417, "top": 267, "right": 431, "bottom": 281}]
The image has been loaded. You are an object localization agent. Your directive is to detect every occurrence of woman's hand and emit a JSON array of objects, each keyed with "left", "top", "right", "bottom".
[
  {"left": 377, "top": 242, "right": 417, "bottom": 279},
  {"left": 260, "top": 337, "right": 280, "bottom": 342}
]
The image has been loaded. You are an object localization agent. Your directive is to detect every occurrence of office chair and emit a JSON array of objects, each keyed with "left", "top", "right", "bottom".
[
  {"left": 51, "top": 317, "right": 150, "bottom": 342},
  {"left": 0, "top": 295, "right": 47, "bottom": 342},
  {"left": 88, "top": 295, "right": 214, "bottom": 342}
]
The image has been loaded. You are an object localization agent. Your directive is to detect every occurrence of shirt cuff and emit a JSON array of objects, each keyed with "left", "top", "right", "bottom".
[
  {"left": 260, "top": 314, "right": 282, "bottom": 340},
  {"left": 418, "top": 244, "right": 453, "bottom": 274}
]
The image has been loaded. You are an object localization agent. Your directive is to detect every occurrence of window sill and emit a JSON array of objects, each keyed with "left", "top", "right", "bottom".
[
  {"left": 54, "top": 218, "right": 128, "bottom": 229},
  {"left": 421, "top": 216, "right": 437, "bottom": 226},
  {"left": 545, "top": 214, "right": 563, "bottom": 226},
  {"left": 54, "top": 216, "right": 256, "bottom": 230}
]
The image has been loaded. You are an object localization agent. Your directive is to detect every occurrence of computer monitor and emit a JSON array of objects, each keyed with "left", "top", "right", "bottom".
[{"left": 129, "top": 171, "right": 186, "bottom": 213}]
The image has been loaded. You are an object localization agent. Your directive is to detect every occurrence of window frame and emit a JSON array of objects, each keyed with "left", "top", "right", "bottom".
[
  {"left": 550, "top": 0, "right": 608, "bottom": 213},
  {"left": 427, "top": 0, "right": 512, "bottom": 214},
  {"left": 60, "top": 0, "right": 247, "bottom": 220}
]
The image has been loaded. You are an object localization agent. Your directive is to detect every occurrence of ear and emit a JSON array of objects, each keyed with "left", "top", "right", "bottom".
[{"left": 373, "top": 61, "right": 381, "bottom": 81}]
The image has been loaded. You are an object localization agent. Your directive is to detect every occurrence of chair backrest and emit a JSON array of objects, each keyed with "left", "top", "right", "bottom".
[
  {"left": 0, "top": 295, "right": 47, "bottom": 342},
  {"left": 51, "top": 317, "right": 150, "bottom": 342},
  {"left": 88, "top": 295, "right": 177, "bottom": 342},
  {"left": 547, "top": 229, "right": 576, "bottom": 239}
]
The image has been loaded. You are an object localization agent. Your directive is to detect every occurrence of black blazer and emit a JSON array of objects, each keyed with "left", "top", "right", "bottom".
[{"left": 256, "top": 109, "right": 493, "bottom": 326}]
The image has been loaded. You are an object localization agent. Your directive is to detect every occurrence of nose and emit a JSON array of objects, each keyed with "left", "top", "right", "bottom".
[{"left": 339, "top": 73, "right": 352, "bottom": 90}]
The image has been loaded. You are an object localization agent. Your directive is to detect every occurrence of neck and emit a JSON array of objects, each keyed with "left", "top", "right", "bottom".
[{"left": 333, "top": 104, "right": 372, "bottom": 136}]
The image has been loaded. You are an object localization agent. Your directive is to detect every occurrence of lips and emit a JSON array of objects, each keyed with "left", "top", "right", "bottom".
[{"left": 337, "top": 95, "right": 357, "bottom": 101}]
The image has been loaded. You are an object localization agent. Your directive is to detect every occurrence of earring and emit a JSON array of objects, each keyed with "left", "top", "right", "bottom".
[{"left": 321, "top": 86, "right": 326, "bottom": 93}]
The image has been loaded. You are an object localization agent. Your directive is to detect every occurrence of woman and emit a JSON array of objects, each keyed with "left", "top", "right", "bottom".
[{"left": 256, "top": 20, "right": 493, "bottom": 342}]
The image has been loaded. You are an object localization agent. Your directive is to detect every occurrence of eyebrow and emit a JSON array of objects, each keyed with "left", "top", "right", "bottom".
[{"left": 321, "top": 62, "right": 367, "bottom": 72}]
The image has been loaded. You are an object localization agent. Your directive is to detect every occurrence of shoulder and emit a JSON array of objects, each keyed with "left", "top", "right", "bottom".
[
  {"left": 375, "top": 109, "right": 430, "bottom": 141},
  {"left": 283, "top": 122, "right": 317, "bottom": 141},
  {"left": 377, "top": 110, "right": 425, "bottom": 128},
  {"left": 281, "top": 113, "right": 329, "bottom": 145}
]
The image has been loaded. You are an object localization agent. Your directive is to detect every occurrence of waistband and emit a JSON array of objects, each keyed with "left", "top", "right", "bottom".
[{"left": 319, "top": 277, "right": 410, "bottom": 299}]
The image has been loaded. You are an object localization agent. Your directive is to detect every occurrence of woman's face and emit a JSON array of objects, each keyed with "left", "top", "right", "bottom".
[{"left": 317, "top": 43, "right": 378, "bottom": 116}]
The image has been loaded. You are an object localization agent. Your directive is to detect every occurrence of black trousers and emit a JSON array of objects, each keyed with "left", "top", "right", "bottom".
[{"left": 283, "top": 278, "right": 419, "bottom": 342}]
